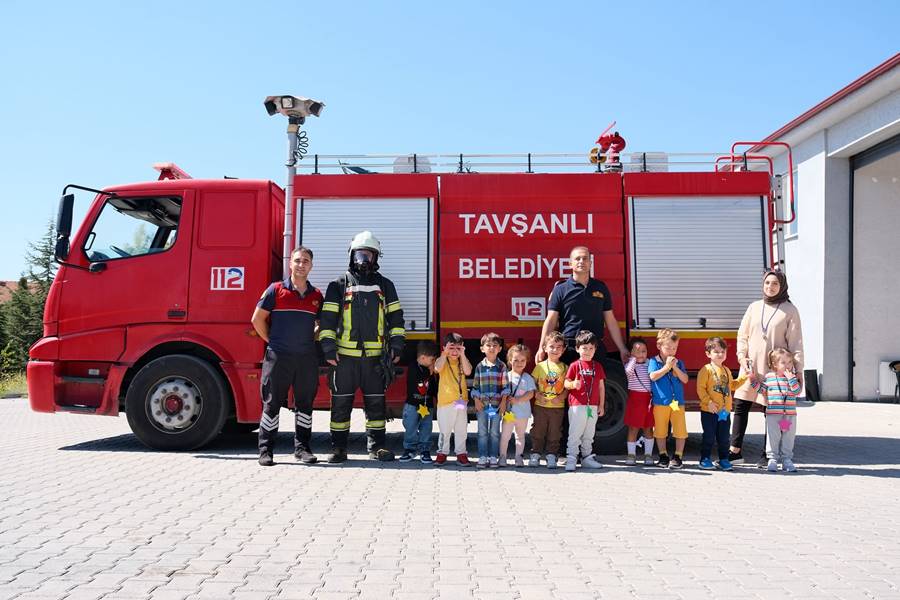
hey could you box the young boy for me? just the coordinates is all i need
[399,340,439,464]
[470,333,510,468]
[648,329,689,469]
[434,333,473,466]
[530,331,568,469]
[752,348,802,473]
[563,330,606,472]
[696,337,748,471]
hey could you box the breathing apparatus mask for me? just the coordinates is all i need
[350,248,378,274]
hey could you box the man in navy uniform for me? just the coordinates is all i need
[251,246,323,466]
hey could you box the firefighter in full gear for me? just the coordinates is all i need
[319,231,406,462]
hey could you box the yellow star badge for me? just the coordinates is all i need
[502,410,516,423]
[416,404,430,418]
[670,400,680,412]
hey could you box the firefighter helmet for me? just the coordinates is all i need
[349,231,382,256]
[348,231,381,274]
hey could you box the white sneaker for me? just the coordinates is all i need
[625,454,636,466]
[767,458,778,472]
[782,458,797,472]
[489,457,500,468]
[528,453,540,468]
[643,454,655,466]
[515,455,524,468]
[565,456,577,471]
[477,456,489,468]
[546,454,558,469]
[582,454,603,469]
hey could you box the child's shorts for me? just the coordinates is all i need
[653,404,688,439]
[624,390,653,429]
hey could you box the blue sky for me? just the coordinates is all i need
[1,1,897,280]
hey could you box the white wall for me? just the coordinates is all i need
[853,150,900,400]
[762,68,900,400]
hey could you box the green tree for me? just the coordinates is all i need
[1,220,56,374]
[1,277,40,373]
[25,219,57,295]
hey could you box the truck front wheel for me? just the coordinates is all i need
[125,355,228,451]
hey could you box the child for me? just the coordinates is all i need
[529,332,568,469]
[562,330,606,472]
[623,338,655,465]
[399,340,439,464]
[648,329,689,469]
[696,337,748,471]
[499,344,536,467]
[752,348,802,473]
[433,333,473,467]
[471,332,510,468]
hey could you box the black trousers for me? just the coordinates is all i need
[258,348,319,455]
[730,398,767,456]
[329,356,387,452]
[700,412,731,461]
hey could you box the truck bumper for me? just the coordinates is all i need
[26,360,125,416]
[27,361,59,413]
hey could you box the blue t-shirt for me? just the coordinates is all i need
[647,356,686,406]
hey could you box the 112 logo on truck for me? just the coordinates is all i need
[210,266,245,290]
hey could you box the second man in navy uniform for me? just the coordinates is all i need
[251,246,323,466]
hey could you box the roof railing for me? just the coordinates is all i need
[296,152,777,175]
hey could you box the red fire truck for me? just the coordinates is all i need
[27,97,791,450]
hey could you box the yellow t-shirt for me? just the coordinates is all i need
[531,360,567,408]
[436,357,469,407]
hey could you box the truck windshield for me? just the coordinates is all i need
[84,196,181,262]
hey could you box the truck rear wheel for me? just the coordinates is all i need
[594,376,628,453]
[125,355,228,451]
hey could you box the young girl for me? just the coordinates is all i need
[623,338,654,465]
[752,348,802,473]
[499,344,536,467]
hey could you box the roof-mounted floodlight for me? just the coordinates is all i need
[264,95,325,121]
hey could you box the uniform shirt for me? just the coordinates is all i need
[435,357,469,407]
[548,277,613,340]
[696,363,748,413]
[647,356,687,406]
[532,360,567,408]
[753,372,802,415]
[471,359,510,406]
[257,278,322,354]
[625,358,652,392]
[406,362,437,409]
[565,359,606,406]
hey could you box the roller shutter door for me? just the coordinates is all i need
[298,198,433,331]
[630,196,769,329]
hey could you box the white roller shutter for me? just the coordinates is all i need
[630,196,769,329]
[298,198,433,331]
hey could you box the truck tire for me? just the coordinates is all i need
[125,355,228,451]
[593,359,628,453]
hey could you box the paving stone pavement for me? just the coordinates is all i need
[1,397,899,600]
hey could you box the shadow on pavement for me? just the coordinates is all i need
[58,431,900,478]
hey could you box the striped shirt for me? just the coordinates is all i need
[625,358,652,392]
[471,359,510,406]
[754,372,802,415]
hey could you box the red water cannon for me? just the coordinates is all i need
[589,121,627,171]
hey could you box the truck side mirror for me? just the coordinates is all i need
[55,194,74,261]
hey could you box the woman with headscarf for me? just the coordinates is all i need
[729,269,804,467]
